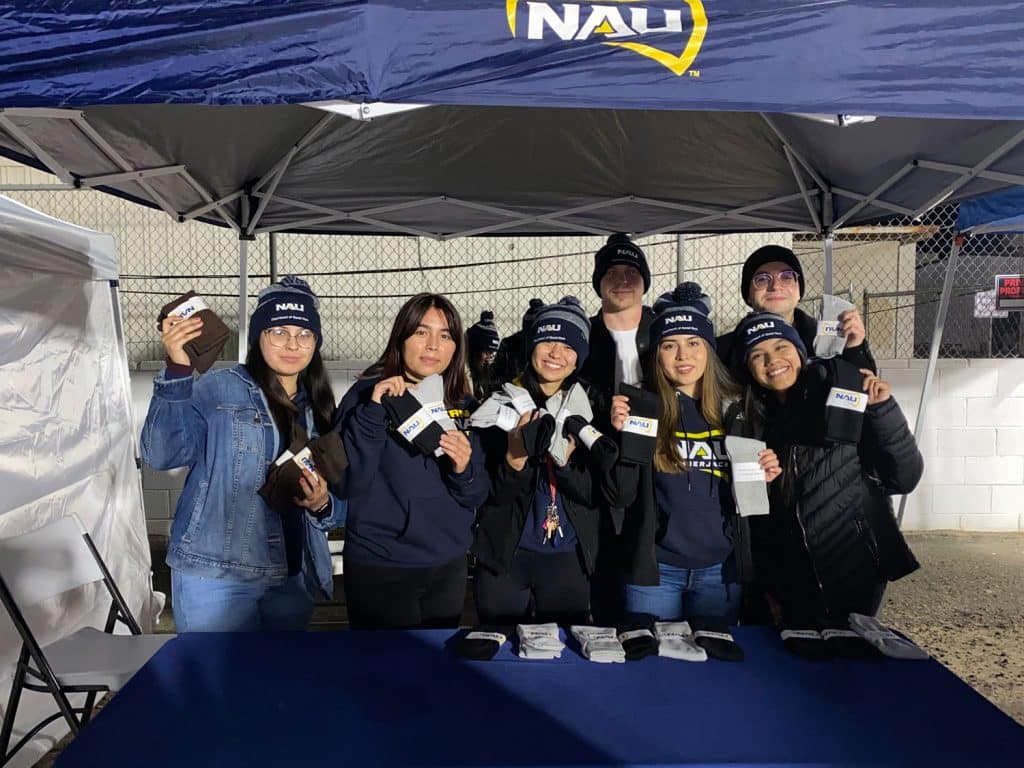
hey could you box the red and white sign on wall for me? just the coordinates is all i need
[995,275,1024,312]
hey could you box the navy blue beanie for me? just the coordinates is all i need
[592,234,651,296]
[467,310,501,355]
[248,275,322,349]
[528,296,591,364]
[649,282,716,350]
[737,311,807,363]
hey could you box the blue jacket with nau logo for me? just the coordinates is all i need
[141,364,345,596]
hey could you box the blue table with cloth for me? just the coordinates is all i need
[55,627,1024,767]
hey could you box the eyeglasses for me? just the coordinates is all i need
[751,270,799,289]
[264,327,317,349]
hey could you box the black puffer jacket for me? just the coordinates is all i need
[471,425,600,577]
[734,364,922,620]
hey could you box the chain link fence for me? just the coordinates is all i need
[2,160,1022,365]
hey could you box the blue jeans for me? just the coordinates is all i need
[172,570,315,632]
[623,561,740,624]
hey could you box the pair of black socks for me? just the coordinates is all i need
[617,384,660,465]
[780,619,881,660]
[157,291,230,373]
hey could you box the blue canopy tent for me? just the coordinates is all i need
[0,2,1023,394]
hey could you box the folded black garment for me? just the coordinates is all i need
[819,621,882,660]
[616,621,658,662]
[779,627,832,661]
[308,431,348,485]
[564,415,619,471]
[617,384,660,466]
[690,617,745,662]
[157,291,230,373]
[811,357,868,445]
[521,412,556,459]
[382,390,445,457]
[456,626,514,661]
[259,436,315,514]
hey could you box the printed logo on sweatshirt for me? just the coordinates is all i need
[674,428,728,479]
[275,302,305,312]
[506,0,707,77]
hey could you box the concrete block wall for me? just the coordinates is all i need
[134,358,1024,535]
[880,358,1024,532]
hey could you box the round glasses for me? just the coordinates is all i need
[264,327,316,349]
[751,270,798,289]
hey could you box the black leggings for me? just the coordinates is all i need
[475,549,590,626]
[343,556,467,630]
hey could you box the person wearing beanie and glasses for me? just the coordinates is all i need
[466,310,502,400]
[492,297,545,385]
[716,245,875,377]
[141,276,344,632]
[336,293,489,630]
[472,297,601,626]
[606,284,780,623]
[735,311,921,629]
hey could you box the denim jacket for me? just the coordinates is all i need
[141,364,346,596]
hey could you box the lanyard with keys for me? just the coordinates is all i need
[542,457,563,544]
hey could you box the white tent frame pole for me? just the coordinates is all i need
[676,234,686,283]
[0,183,76,191]
[179,172,240,232]
[759,113,829,192]
[914,160,1024,186]
[832,187,915,216]
[832,163,915,228]
[71,116,181,221]
[912,128,1024,218]
[237,239,249,364]
[896,234,962,527]
[244,114,335,235]
[822,233,834,295]
[79,165,185,187]
[181,190,243,223]
[784,145,822,232]
[0,113,75,184]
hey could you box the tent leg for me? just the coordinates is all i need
[269,233,279,284]
[896,235,962,526]
[675,234,686,283]
[237,240,249,364]
[822,233,834,296]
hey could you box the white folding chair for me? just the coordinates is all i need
[0,515,173,765]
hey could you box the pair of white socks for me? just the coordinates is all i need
[653,622,707,662]
[848,613,929,660]
[571,626,626,663]
[517,623,565,659]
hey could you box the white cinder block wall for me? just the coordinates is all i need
[134,358,1024,537]
[882,358,1024,533]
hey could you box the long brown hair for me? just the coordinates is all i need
[650,339,740,473]
[361,293,470,405]
[246,345,336,442]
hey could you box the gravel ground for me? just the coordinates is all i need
[879,531,1024,725]
[35,531,1024,765]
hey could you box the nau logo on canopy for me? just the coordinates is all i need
[506,0,708,76]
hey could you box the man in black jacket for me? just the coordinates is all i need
[579,234,655,432]
[578,233,654,624]
[716,245,876,376]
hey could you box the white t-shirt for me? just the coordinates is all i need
[609,327,642,388]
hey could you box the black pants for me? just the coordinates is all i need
[475,549,590,626]
[343,556,467,630]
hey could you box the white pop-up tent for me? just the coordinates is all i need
[0,194,159,763]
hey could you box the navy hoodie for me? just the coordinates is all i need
[654,393,733,569]
[337,377,489,567]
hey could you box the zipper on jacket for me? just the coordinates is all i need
[789,446,830,615]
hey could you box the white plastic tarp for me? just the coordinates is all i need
[0,195,156,678]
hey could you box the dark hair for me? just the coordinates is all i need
[362,293,470,406]
[518,356,579,408]
[246,345,336,441]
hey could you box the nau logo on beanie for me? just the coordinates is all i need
[536,323,562,333]
[664,313,694,324]
[276,302,304,312]
[746,320,776,335]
